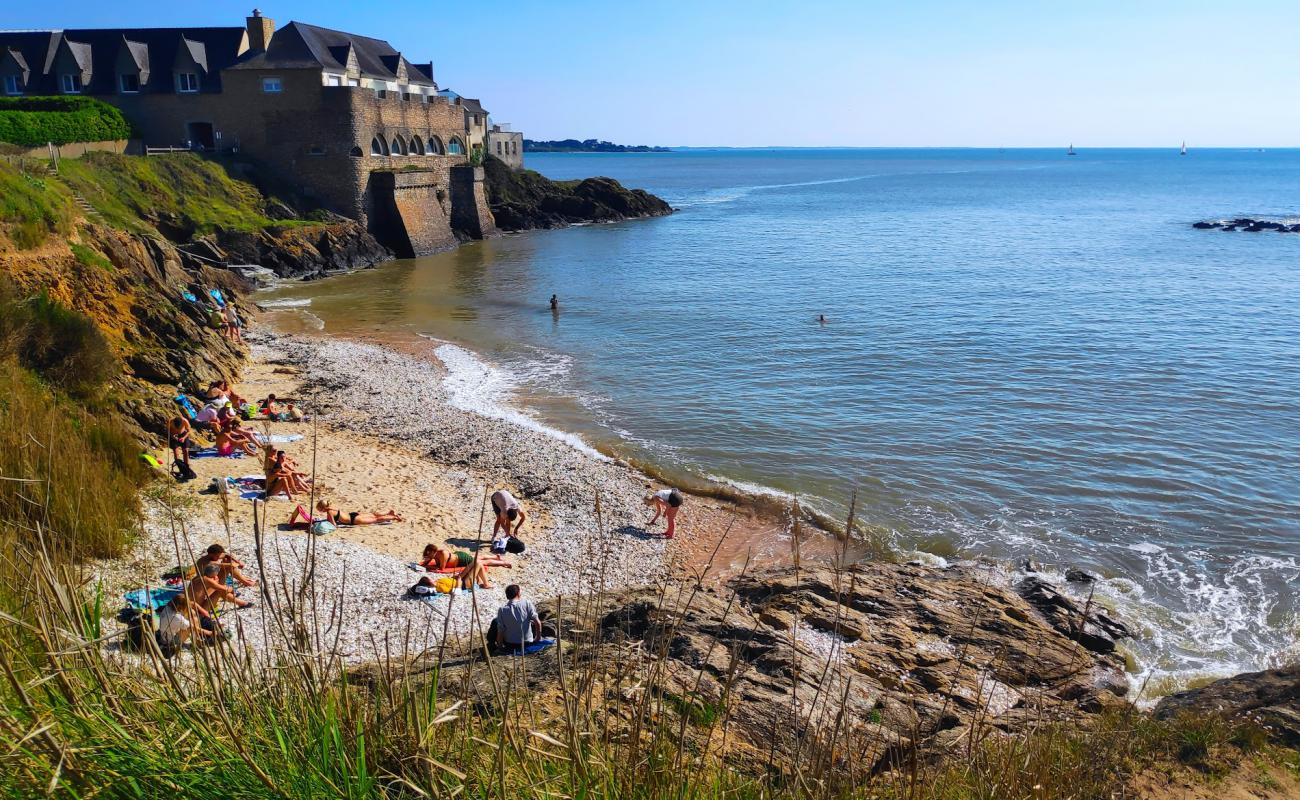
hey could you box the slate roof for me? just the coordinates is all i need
[0,27,245,94]
[461,97,488,116]
[228,21,434,86]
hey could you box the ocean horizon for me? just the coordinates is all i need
[264,146,1300,694]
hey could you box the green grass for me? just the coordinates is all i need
[0,159,75,248]
[57,152,315,238]
[69,241,114,271]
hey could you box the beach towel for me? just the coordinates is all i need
[288,505,314,530]
[499,639,556,656]
[192,447,242,459]
[208,288,227,308]
[139,453,165,471]
[181,290,200,304]
[124,587,182,611]
[252,432,304,445]
[173,394,199,420]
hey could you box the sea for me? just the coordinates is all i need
[262,147,1300,694]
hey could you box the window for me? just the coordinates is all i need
[447,137,464,155]
[3,75,20,95]
[428,136,444,155]
[61,74,82,94]
[411,136,424,155]
[496,142,502,155]
[349,146,363,157]
[307,145,326,156]
[262,77,282,93]
[119,73,140,93]
[326,75,342,87]
[391,137,405,156]
[176,73,199,93]
[347,78,359,87]
[370,136,388,156]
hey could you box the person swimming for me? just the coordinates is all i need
[818,314,827,324]
[550,294,559,311]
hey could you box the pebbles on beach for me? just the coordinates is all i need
[97,327,672,664]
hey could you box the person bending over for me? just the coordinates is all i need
[645,488,684,539]
[495,585,541,651]
[167,417,197,479]
[491,489,527,537]
[316,500,403,526]
[196,543,257,588]
[157,594,217,647]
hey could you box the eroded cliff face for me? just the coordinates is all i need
[206,220,391,281]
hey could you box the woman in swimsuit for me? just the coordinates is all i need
[419,544,512,572]
[315,500,403,526]
[265,449,311,499]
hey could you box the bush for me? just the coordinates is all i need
[0,282,117,399]
[0,96,133,146]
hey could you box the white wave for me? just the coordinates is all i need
[684,173,882,207]
[299,311,325,330]
[1126,541,1165,554]
[258,297,312,309]
[430,341,608,461]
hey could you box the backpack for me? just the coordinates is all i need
[120,607,155,652]
[310,520,336,536]
[505,536,526,554]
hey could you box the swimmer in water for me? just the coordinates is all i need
[818,314,827,324]
[550,294,559,311]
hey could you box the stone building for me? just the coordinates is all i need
[487,123,524,169]
[0,10,520,256]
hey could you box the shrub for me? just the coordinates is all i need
[0,283,117,399]
[0,96,133,146]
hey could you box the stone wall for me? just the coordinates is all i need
[12,139,139,159]
[369,168,457,257]
[449,165,497,240]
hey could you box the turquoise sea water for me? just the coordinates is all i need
[266,148,1300,688]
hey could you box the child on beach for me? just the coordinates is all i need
[645,488,684,538]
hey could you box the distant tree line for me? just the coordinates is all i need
[523,138,671,153]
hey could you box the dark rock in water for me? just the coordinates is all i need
[1021,558,1040,573]
[1065,568,1096,584]
[1154,664,1300,747]
[216,222,391,280]
[1196,217,1300,234]
[1015,577,1131,654]
[1192,221,1217,229]
[483,154,672,232]
[1222,226,1238,232]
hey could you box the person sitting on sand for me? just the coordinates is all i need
[491,489,527,538]
[187,564,253,612]
[208,379,246,408]
[264,448,311,497]
[216,419,259,457]
[193,402,222,433]
[167,417,196,478]
[157,593,217,647]
[496,585,541,651]
[315,500,403,527]
[645,488,684,539]
[196,543,257,588]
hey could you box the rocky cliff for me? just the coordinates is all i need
[483,155,673,231]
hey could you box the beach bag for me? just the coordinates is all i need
[120,607,156,652]
[310,520,336,536]
[505,536,526,554]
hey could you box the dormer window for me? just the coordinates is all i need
[261,76,282,93]
[176,73,199,93]
[3,76,19,95]
[61,74,82,94]
[119,74,140,93]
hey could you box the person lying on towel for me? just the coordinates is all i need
[316,500,403,526]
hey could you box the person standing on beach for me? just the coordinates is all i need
[644,488,684,538]
[491,489,527,537]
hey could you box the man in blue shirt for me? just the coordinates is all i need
[495,584,541,651]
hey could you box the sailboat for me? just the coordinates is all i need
[1180,141,1188,156]
[1067,143,1077,156]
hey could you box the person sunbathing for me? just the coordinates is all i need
[186,564,253,612]
[216,420,259,457]
[315,500,403,526]
[265,449,311,498]
[196,543,257,588]
[419,544,512,572]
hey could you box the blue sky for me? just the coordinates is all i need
[8,1,1299,146]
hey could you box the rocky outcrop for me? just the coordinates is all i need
[483,155,672,231]
[1016,576,1132,654]
[212,220,391,281]
[540,562,1132,772]
[1154,664,1300,747]
[1192,217,1300,233]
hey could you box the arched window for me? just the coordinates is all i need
[447,137,464,155]
[411,136,425,155]
[427,136,444,155]
[370,136,388,156]
[350,146,363,157]
[391,137,405,155]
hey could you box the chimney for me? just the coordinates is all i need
[246,9,275,53]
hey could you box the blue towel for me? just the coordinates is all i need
[502,639,556,656]
[209,288,227,308]
[124,587,181,611]
[181,291,199,304]
[191,448,242,459]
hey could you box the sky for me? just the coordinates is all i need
[6,0,1299,147]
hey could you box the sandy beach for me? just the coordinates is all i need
[95,322,815,663]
